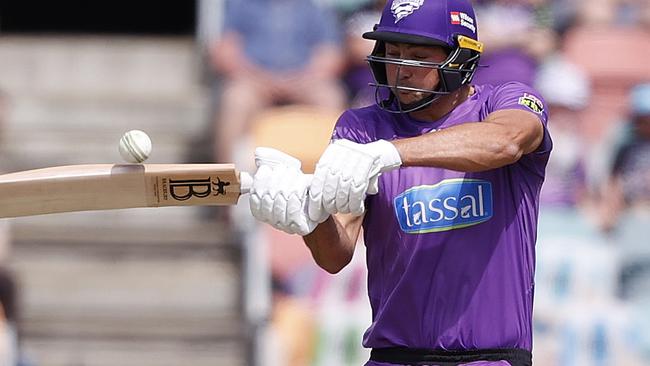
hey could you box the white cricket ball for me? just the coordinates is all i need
[119,129,152,163]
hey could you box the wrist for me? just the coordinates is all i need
[367,139,402,172]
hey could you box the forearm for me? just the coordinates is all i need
[302,215,358,274]
[393,110,543,172]
[394,122,521,171]
[599,176,625,230]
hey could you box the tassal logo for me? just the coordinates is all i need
[393,178,493,233]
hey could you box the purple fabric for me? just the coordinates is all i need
[332,82,551,353]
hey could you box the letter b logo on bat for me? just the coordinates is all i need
[169,178,213,201]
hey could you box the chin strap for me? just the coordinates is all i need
[376,86,444,114]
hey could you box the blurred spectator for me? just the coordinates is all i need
[341,0,383,108]
[597,83,650,310]
[208,0,347,163]
[546,0,582,34]
[0,92,30,366]
[0,91,14,365]
[472,0,557,87]
[561,1,650,145]
[0,267,18,366]
[579,0,650,27]
[599,83,650,232]
[535,55,591,209]
[316,0,373,15]
[266,277,316,366]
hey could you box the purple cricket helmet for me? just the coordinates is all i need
[363,0,484,113]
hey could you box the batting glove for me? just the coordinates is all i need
[250,147,327,236]
[308,139,401,220]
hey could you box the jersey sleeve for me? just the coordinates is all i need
[486,81,552,155]
[486,82,552,179]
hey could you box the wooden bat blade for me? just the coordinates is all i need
[0,164,251,218]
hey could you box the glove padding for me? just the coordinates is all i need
[250,147,327,236]
[308,139,401,220]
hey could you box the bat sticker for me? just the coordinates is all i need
[212,178,230,196]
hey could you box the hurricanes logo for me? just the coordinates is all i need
[391,0,425,23]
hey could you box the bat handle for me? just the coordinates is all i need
[238,171,315,196]
[240,146,298,195]
[239,147,307,196]
[239,147,313,194]
[239,171,253,194]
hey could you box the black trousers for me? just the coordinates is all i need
[370,347,532,366]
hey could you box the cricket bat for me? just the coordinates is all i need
[0,164,253,218]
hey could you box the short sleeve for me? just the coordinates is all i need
[487,81,552,156]
[223,0,248,33]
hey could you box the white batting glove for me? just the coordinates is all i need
[308,139,401,220]
[249,147,327,236]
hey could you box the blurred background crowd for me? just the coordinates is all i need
[0,0,649,365]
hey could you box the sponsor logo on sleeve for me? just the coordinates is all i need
[518,93,545,114]
[450,11,476,33]
[391,0,425,23]
[393,178,493,233]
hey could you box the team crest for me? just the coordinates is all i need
[518,93,545,114]
[391,0,425,23]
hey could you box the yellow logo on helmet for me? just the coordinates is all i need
[458,35,484,53]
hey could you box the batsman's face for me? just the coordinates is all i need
[384,43,448,105]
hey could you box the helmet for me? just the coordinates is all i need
[363,0,483,113]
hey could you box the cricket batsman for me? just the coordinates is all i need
[249,0,552,365]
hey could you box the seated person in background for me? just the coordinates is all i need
[342,0,385,108]
[599,83,650,305]
[208,0,347,163]
[579,0,650,27]
[0,267,20,366]
[600,83,650,232]
[472,0,557,87]
[535,56,591,209]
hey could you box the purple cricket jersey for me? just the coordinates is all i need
[332,82,551,364]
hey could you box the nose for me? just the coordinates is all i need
[396,64,414,81]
